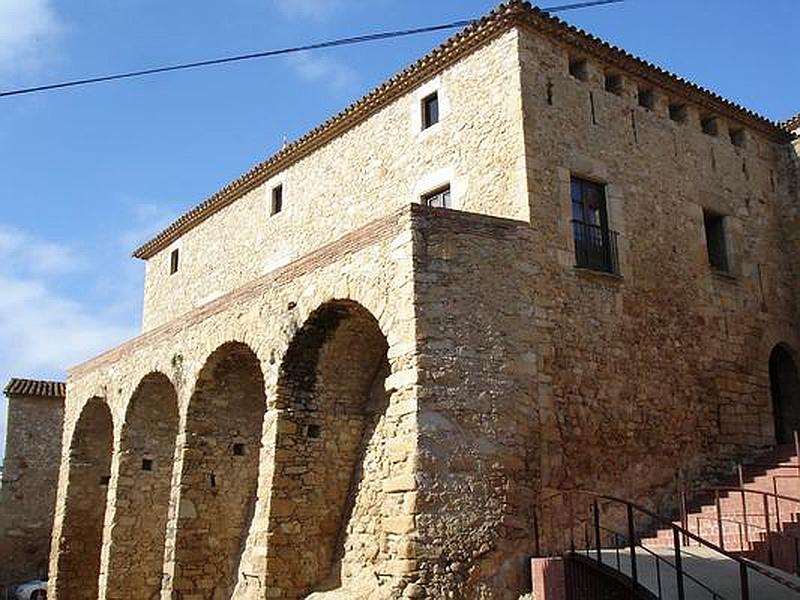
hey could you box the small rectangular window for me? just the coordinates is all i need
[571,176,619,274]
[422,92,439,129]
[232,443,245,456]
[703,210,729,272]
[169,248,179,275]
[271,184,283,215]
[638,88,655,110]
[729,127,746,147]
[421,185,451,209]
[604,73,623,95]
[669,103,687,123]
[141,459,153,471]
[569,58,588,81]
[701,117,719,136]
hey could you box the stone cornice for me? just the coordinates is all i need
[132,0,791,260]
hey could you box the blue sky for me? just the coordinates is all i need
[0,0,798,458]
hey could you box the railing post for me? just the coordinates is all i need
[739,562,750,600]
[593,499,602,563]
[715,490,725,550]
[680,484,689,546]
[673,528,685,600]
[739,465,749,545]
[533,504,540,557]
[773,477,782,532]
[627,503,638,585]
[568,493,575,554]
[764,494,774,567]
[794,430,800,479]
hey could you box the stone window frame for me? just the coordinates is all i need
[413,166,463,211]
[411,76,449,139]
[699,203,740,279]
[555,164,627,279]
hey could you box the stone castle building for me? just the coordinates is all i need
[0,379,65,592]
[40,2,800,598]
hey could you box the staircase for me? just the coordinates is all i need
[640,441,800,576]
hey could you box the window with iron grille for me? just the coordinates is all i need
[422,92,439,129]
[422,185,451,209]
[703,210,729,272]
[571,176,619,274]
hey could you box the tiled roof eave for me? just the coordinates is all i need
[4,378,66,398]
[132,1,792,261]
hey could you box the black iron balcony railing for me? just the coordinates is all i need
[572,219,620,275]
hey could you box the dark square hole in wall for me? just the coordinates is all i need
[141,458,153,471]
[604,73,623,95]
[232,443,245,456]
[569,57,588,81]
[669,103,688,123]
[729,127,746,147]
[638,88,655,110]
[701,117,719,136]
[306,424,321,439]
[99,475,111,486]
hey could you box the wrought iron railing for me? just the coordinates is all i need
[535,489,800,600]
[572,219,620,274]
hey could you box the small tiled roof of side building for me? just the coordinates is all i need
[785,113,800,133]
[132,0,795,261]
[4,378,66,398]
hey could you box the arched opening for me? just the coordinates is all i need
[770,344,800,444]
[171,342,266,598]
[271,300,390,596]
[54,397,113,600]
[105,372,179,599]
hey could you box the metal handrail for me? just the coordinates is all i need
[536,488,800,599]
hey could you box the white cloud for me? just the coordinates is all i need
[287,51,359,94]
[0,0,62,79]
[0,223,141,459]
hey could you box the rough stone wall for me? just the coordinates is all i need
[51,206,421,600]
[517,25,800,538]
[141,28,527,332]
[410,208,539,599]
[0,393,64,590]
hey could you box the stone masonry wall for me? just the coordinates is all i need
[517,25,800,535]
[141,28,527,332]
[0,392,64,591]
[51,206,421,599]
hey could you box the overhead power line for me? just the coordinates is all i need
[0,0,623,99]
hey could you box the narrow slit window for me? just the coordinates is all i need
[422,92,439,129]
[703,210,729,272]
[169,248,179,275]
[421,185,451,209]
[271,184,283,215]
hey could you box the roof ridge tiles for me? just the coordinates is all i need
[131,0,792,260]
[4,377,67,398]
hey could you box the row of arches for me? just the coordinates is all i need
[54,300,394,600]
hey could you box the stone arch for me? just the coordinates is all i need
[770,343,800,444]
[54,397,114,600]
[104,372,179,599]
[270,299,391,596]
[170,342,266,599]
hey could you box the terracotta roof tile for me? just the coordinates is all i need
[4,378,66,398]
[132,0,792,260]
[784,113,800,133]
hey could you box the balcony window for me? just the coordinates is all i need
[571,176,619,274]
